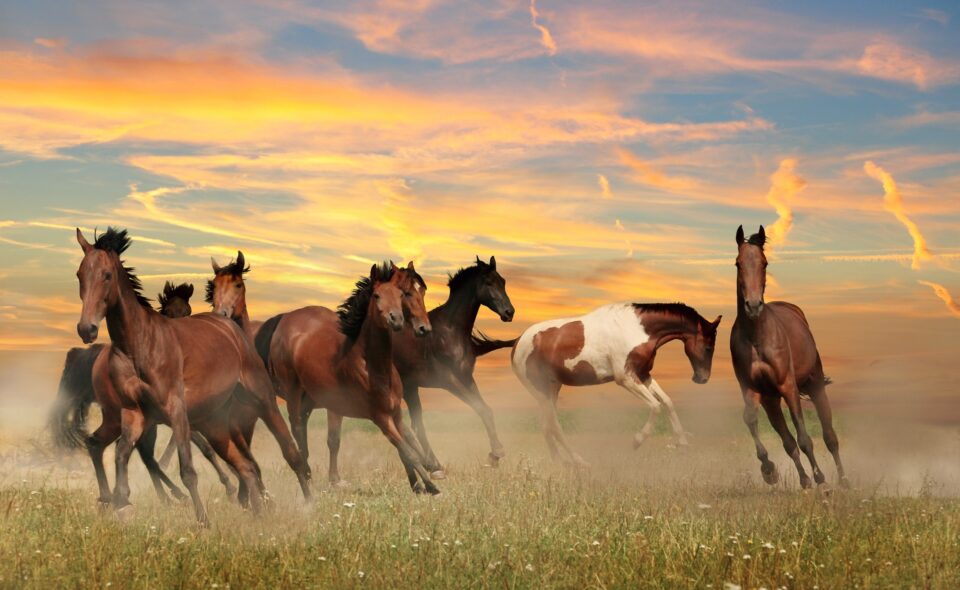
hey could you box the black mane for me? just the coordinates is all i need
[747,232,766,249]
[157,282,194,311]
[447,260,491,292]
[632,302,709,329]
[337,261,394,340]
[92,227,151,308]
[205,257,250,305]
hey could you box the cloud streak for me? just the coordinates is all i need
[918,281,960,318]
[764,158,806,249]
[530,0,558,56]
[863,161,933,269]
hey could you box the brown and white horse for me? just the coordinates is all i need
[511,303,721,465]
[731,225,847,489]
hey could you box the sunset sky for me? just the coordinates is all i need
[0,0,958,393]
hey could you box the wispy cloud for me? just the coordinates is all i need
[530,0,558,56]
[863,161,933,269]
[616,148,698,191]
[918,281,960,318]
[597,174,612,199]
[764,158,806,250]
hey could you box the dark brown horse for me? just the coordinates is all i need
[511,302,720,465]
[731,225,847,489]
[391,256,515,475]
[256,262,440,493]
[51,282,238,503]
[72,227,310,523]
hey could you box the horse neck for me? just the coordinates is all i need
[105,268,157,357]
[233,288,252,331]
[735,275,760,339]
[643,312,696,350]
[357,310,394,385]
[435,280,481,335]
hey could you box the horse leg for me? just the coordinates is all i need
[168,396,209,525]
[158,432,177,469]
[372,410,440,495]
[87,416,121,506]
[136,423,188,503]
[191,431,238,500]
[742,388,779,485]
[806,380,848,487]
[457,375,506,466]
[112,407,147,511]
[326,410,347,486]
[759,395,811,489]
[206,428,263,515]
[781,382,826,488]
[403,382,444,474]
[647,378,690,446]
[286,391,313,481]
[518,375,567,463]
[539,389,587,467]
[619,377,662,449]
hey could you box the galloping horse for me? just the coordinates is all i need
[51,282,236,503]
[390,256,516,475]
[256,262,441,493]
[72,228,310,523]
[511,302,721,465]
[731,226,847,489]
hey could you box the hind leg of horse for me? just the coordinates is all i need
[87,417,121,506]
[206,429,263,515]
[113,407,147,510]
[373,410,440,495]
[158,432,177,469]
[742,388,778,485]
[781,383,826,487]
[760,395,811,489]
[167,396,208,525]
[619,377,662,449]
[807,382,848,487]
[454,375,506,465]
[326,410,347,486]
[404,383,443,474]
[136,423,188,503]
[286,391,313,481]
[647,378,690,446]
[191,431,238,500]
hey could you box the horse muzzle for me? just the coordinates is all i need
[499,306,515,322]
[413,323,432,337]
[692,372,710,385]
[744,300,764,319]
[77,322,99,344]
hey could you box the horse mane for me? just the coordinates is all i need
[92,227,151,308]
[632,302,711,330]
[747,232,766,249]
[447,260,490,291]
[157,282,194,311]
[205,257,250,305]
[337,261,395,340]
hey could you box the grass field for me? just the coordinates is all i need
[2,403,960,589]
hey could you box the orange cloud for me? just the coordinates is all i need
[863,161,933,269]
[764,158,806,249]
[598,174,612,199]
[617,148,698,191]
[918,281,960,318]
[856,42,957,91]
[530,0,558,56]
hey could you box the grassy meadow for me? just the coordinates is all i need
[2,402,960,589]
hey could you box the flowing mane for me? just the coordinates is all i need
[337,261,394,340]
[447,260,490,291]
[205,257,250,305]
[92,227,151,308]
[632,302,711,330]
[157,282,194,311]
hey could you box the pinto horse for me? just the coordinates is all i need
[256,262,441,493]
[511,303,721,465]
[73,228,310,523]
[51,282,236,503]
[391,256,515,475]
[731,226,847,489]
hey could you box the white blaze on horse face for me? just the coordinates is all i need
[564,303,649,382]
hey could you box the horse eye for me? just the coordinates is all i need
[404,291,412,297]
[373,293,381,300]
[235,283,242,289]
[104,272,112,281]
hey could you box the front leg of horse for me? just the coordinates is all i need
[191,431,238,500]
[375,412,440,495]
[404,383,444,475]
[462,377,506,466]
[742,389,779,485]
[619,377,662,449]
[808,382,849,488]
[88,421,120,507]
[136,423,187,503]
[759,395,811,489]
[286,393,313,481]
[113,408,147,515]
[168,397,209,526]
[782,384,826,489]
[648,378,690,446]
[326,410,348,487]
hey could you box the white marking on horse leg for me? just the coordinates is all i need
[648,378,689,445]
[619,377,661,448]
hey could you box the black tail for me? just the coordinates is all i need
[471,331,518,357]
[255,314,284,373]
[49,345,103,450]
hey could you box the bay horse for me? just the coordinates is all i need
[731,225,847,489]
[255,262,441,493]
[73,227,310,523]
[51,281,236,503]
[511,302,721,465]
[391,255,516,476]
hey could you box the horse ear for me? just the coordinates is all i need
[236,250,245,271]
[757,225,766,246]
[76,228,93,254]
[186,284,195,298]
[407,261,415,271]
[712,315,722,328]
[370,264,379,281]
[735,225,745,246]
[476,255,482,265]
[211,257,222,273]
[489,255,496,270]
[389,260,399,272]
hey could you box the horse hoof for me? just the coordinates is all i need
[632,434,646,450]
[331,480,351,489]
[430,470,447,480]
[799,477,813,490]
[115,504,135,522]
[761,464,779,486]
[817,482,832,496]
[412,482,426,494]
[839,476,851,489]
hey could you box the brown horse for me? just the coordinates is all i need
[51,282,238,504]
[731,225,847,489]
[511,302,720,465]
[73,227,310,523]
[390,256,515,476]
[256,262,440,493]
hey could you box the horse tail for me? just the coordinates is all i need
[471,331,518,357]
[49,345,102,450]
[255,313,284,373]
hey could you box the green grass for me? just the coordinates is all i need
[1,408,957,589]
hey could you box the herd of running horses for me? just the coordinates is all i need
[50,224,847,525]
